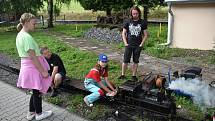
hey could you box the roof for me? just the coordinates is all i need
[165,0,215,3]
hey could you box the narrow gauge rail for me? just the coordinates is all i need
[0,63,19,75]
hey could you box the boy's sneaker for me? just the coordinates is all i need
[132,76,138,81]
[26,112,35,120]
[84,96,93,107]
[35,110,52,121]
[118,75,126,80]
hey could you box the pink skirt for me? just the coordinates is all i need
[17,56,52,93]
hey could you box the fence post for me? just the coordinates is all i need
[40,15,44,28]
[64,14,65,24]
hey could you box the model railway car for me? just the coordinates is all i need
[111,66,204,118]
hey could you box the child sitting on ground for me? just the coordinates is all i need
[83,54,117,107]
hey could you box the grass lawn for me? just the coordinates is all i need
[0,29,125,84]
[49,23,95,37]
[0,24,214,120]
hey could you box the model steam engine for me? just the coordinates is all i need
[113,72,176,119]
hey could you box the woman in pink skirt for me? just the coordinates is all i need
[16,13,52,121]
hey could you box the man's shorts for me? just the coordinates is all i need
[58,72,66,87]
[123,46,142,63]
[58,72,66,81]
[48,72,66,80]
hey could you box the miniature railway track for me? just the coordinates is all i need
[0,63,86,90]
[0,63,197,121]
[0,63,19,75]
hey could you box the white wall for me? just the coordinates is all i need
[171,3,215,50]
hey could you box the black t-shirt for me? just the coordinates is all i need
[46,53,66,75]
[123,19,147,47]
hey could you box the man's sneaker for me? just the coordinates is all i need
[26,112,35,120]
[83,96,93,107]
[51,89,58,97]
[35,110,52,121]
[118,75,126,80]
[132,76,138,81]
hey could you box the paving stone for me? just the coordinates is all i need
[0,81,87,121]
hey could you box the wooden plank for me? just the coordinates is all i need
[67,78,86,91]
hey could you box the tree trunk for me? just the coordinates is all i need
[143,5,148,21]
[48,0,53,28]
[106,8,111,16]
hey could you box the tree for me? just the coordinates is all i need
[46,0,71,28]
[134,0,165,21]
[0,0,43,21]
[47,0,54,28]
[78,0,134,16]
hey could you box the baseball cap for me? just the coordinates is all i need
[98,54,108,62]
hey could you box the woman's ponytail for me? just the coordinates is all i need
[17,23,23,31]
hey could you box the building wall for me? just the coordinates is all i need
[171,3,215,50]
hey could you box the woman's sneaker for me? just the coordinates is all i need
[35,110,52,121]
[26,112,35,120]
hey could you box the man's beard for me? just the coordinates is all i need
[133,16,139,21]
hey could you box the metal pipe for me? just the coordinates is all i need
[159,3,174,46]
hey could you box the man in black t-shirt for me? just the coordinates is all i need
[118,6,148,81]
[41,47,66,97]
